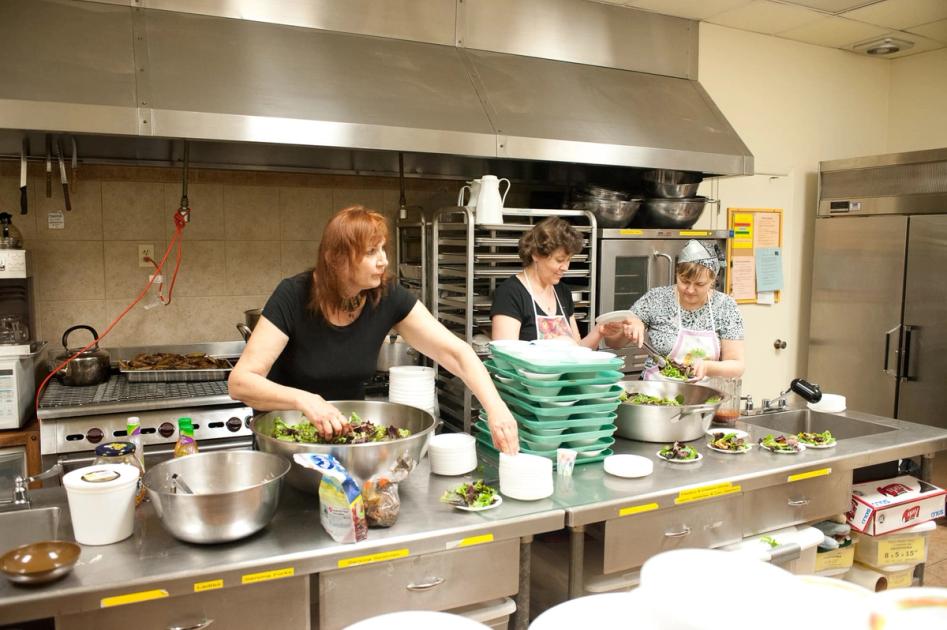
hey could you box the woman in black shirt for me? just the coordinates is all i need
[229,206,519,454]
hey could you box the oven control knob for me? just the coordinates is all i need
[226,417,243,432]
[158,422,175,438]
[86,427,104,444]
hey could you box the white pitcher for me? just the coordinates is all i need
[474,175,510,225]
[457,179,481,208]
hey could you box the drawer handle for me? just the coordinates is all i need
[788,498,810,507]
[168,619,214,630]
[664,526,692,538]
[406,576,445,591]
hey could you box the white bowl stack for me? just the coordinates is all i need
[499,452,553,501]
[429,433,477,476]
[388,366,438,417]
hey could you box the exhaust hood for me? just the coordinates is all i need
[0,0,753,176]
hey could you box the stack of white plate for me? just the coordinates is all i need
[389,366,438,416]
[499,452,553,501]
[429,433,477,476]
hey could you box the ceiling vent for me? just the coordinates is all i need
[852,36,915,56]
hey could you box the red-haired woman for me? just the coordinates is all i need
[229,206,519,454]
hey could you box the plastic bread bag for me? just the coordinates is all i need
[293,453,368,543]
[362,478,400,528]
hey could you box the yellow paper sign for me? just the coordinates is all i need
[337,548,410,568]
[877,537,925,565]
[732,213,754,249]
[814,546,854,572]
[675,482,741,504]
[788,468,832,483]
[193,579,223,592]
[101,589,169,608]
[241,567,294,585]
[619,502,660,517]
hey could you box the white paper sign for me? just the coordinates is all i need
[47,211,65,230]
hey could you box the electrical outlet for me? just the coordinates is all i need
[138,244,155,268]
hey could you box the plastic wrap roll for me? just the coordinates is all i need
[845,563,889,592]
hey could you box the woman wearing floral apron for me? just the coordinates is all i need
[610,240,745,381]
[491,217,612,346]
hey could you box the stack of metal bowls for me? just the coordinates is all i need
[639,170,706,229]
[570,184,643,228]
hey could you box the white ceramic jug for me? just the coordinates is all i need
[457,179,481,208]
[474,175,510,225]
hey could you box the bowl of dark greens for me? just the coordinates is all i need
[616,380,724,442]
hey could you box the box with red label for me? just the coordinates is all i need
[846,475,946,535]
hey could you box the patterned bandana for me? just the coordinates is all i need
[678,240,719,275]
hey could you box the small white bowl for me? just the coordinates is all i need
[577,447,607,457]
[494,374,516,385]
[526,384,564,397]
[564,436,601,447]
[528,426,567,436]
[577,383,611,394]
[518,369,562,381]
[539,399,578,409]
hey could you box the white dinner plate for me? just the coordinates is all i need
[594,310,636,325]
[759,441,807,454]
[453,495,502,512]
[656,450,703,464]
[707,443,752,455]
[705,428,749,441]
[799,440,837,449]
[603,454,653,478]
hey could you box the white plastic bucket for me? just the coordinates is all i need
[63,463,140,545]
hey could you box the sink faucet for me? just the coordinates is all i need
[1,463,63,511]
[759,378,823,414]
[740,395,754,415]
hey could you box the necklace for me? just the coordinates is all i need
[341,294,363,315]
[524,269,556,315]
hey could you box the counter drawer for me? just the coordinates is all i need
[319,538,519,629]
[602,494,742,574]
[742,470,852,536]
[59,575,308,630]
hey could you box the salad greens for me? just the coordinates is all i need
[708,431,750,452]
[625,393,684,407]
[441,480,498,508]
[270,412,411,445]
[760,536,779,549]
[759,434,802,453]
[797,430,836,446]
[658,441,699,461]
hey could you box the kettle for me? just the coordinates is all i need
[0,213,23,249]
[51,325,111,386]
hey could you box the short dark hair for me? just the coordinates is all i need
[518,217,584,266]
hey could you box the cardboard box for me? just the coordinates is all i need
[846,475,946,535]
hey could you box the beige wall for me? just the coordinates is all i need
[0,164,460,349]
[888,48,947,153]
[697,23,890,401]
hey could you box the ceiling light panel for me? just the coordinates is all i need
[774,0,885,13]
[843,0,947,30]
[709,0,823,34]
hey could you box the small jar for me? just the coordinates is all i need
[94,441,145,505]
[709,377,742,427]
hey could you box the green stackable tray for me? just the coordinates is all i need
[493,379,624,404]
[480,410,618,432]
[499,391,621,420]
[485,359,623,390]
[473,427,614,466]
[489,346,625,374]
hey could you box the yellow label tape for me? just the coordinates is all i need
[619,502,660,517]
[455,534,494,549]
[241,567,295,585]
[679,230,710,236]
[814,546,854,573]
[101,589,169,608]
[675,482,741,504]
[337,548,410,569]
[193,579,223,592]
[788,468,832,483]
[877,537,925,565]
[618,229,644,235]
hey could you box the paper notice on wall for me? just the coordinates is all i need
[754,213,780,248]
[755,247,784,292]
[730,257,756,300]
[756,291,776,305]
[732,213,753,249]
[48,211,65,230]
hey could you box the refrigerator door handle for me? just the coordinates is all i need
[883,325,901,377]
[900,325,915,381]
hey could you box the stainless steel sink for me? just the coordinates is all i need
[0,506,63,551]
[742,409,897,440]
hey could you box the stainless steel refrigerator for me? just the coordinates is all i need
[808,148,947,428]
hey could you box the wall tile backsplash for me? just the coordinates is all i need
[0,164,462,348]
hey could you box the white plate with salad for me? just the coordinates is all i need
[594,310,637,325]
[796,431,837,449]
[758,434,807,454]
[705,429,752,454]
[440,480,502,511]
[656,442,703,464]
[454,495,503,512]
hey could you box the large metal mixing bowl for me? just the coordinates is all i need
[142,451,289,544]
[616,380,723,442]
[251,400,436,495]
[642,169,703,198]
[638,197,707,229]
[572,198,642,229]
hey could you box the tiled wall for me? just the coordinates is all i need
[0,163,466,349]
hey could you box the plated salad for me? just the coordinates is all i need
[797,430,837,447]
[440,480,500,509]
[657,441,700,462]
[707,431,751,453]
[759,434,804,453]
[659,361,696,381]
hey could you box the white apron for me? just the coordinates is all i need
[643,294,720,381]
[521,273,574,341]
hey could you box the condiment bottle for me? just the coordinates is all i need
[94,441,145,505]
[126,416,145,470]
[173,417,199,458]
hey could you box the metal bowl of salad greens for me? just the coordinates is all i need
[616,379,724,443]
[251,400,436,495]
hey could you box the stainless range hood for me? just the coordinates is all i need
[0,0,753,176]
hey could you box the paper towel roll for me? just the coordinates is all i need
[845,563,889,592]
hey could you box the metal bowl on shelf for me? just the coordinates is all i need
[142,450,289,544]
[571,198,642,228]
[638,197,707,229]
[642,169,703,198]
[616,379,724,442]
[251,400,436,495]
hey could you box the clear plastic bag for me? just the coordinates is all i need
[362,478,400,528]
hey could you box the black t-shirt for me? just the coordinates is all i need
[262,273,417,400]
[490,275,575,341]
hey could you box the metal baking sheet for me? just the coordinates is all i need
[120,358,234,383]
